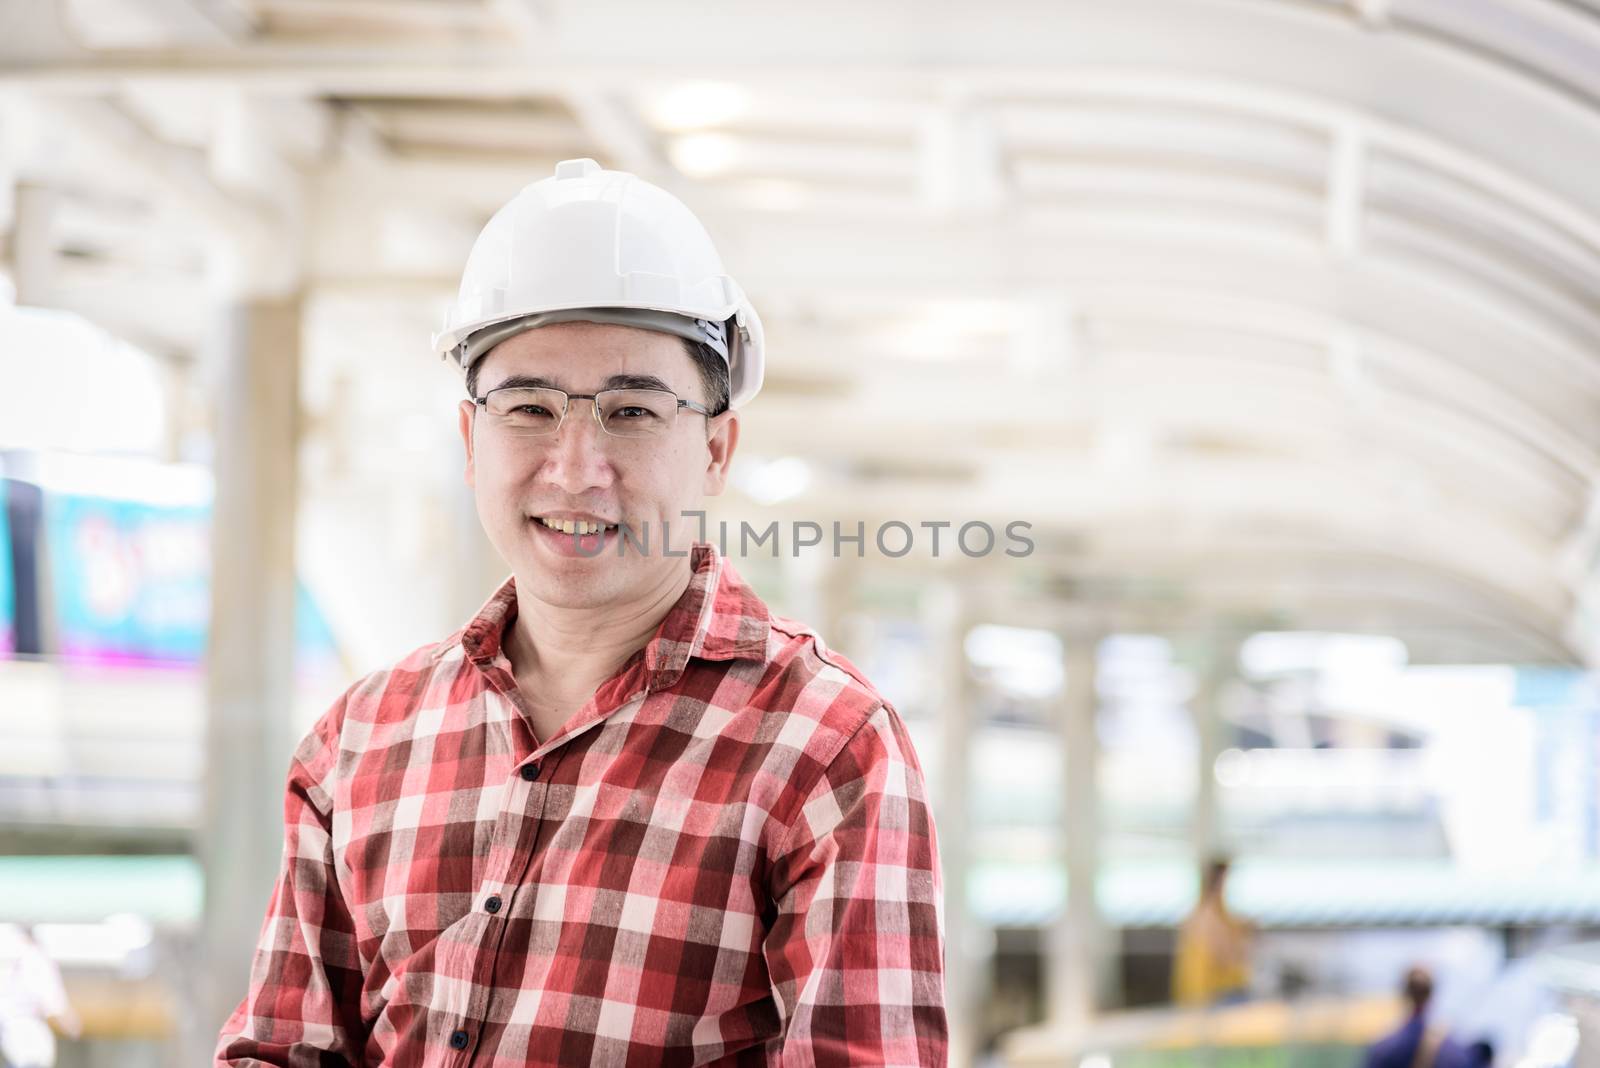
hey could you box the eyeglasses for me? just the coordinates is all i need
[474,385,717,439]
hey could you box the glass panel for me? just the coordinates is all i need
[485,387,565,433]
[597,389,677,437]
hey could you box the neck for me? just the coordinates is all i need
[506,558,696,696]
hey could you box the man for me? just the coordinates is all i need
[214,158,948,1066]
[1171,856,1254,1007]
[1364,967,1472,1068]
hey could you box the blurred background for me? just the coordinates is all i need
[3,1,1600,1066]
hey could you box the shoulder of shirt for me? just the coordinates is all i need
[764,611,885,706]
[764,611,871,685]
[756,609,911,770]
[757,612,939,863]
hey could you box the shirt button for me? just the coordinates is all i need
[449,1029,469,1050]
[485,895,502,914]
[520,762,541,782]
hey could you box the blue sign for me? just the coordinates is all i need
[42,490,340,670]
[45,493,210,664]
[0,480,12,657]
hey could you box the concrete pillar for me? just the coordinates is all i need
[924,582,984,1068]
[198,293,303,1048]
[1047,635,1107,1029]
[1191,638,1237,868]
[9,183,57,307]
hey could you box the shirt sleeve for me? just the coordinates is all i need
[215,707,366,1066]
[762,701,949,1066]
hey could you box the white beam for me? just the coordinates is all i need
[261,0,490,31]
[12,24,1597,253]
[1078,285,1599,479]
[918,98,1006,215]
[562,88,673,183]
[8,183,58,307]
[210,90,300,209]
[488,0,551,37]
[39,259,204,358]
[33,97,271,248]
[491,0,668,185]
[1325,121,1365,253]
[1015,159,1320,217]
[62,0,252,48]
[1351,0,1392,29]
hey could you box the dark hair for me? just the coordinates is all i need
[465,336,729,416]
[1203,856,1231,894]
[1403,966,1433,1011]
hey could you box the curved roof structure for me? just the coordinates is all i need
[3,0,1598,663]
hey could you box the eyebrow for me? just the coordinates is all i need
[487,373,677,394]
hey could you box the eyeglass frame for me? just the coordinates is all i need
[471,383,720,439]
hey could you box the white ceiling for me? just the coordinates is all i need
[4,0,1599,666]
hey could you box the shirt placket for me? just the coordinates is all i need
[438,654,651,1064]
[434,661,558,1064]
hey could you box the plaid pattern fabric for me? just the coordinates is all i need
[216,542,948,1066]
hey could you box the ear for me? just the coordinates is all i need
[701,410,740,495]
[458,399,478,487]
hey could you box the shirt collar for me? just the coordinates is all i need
[461,541,771,689]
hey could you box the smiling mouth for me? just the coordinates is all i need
[533,516,619,536]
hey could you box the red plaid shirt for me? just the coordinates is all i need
[216,542,947,1066]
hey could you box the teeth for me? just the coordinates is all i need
[538,517,614,536]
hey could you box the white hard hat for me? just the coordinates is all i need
[433,158,765,409]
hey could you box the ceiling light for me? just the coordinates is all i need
[647,83,749,132]
[669,133,741,178]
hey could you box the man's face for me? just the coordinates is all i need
[458,321,739,610]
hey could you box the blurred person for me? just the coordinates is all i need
[1172,856,1256,1007]
[0,923,81,1068]
[1365,966,1474,1068]
[215,159,948,1065]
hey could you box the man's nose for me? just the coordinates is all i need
[537,405,615,492]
